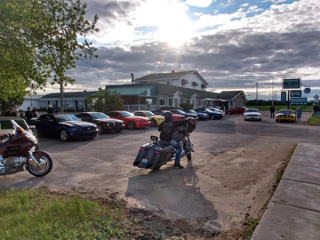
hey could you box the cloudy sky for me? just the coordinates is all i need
[49,0,320,101]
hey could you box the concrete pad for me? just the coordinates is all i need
[283,164,320,185]
[272,180,320,212]
[251,202,320,240]
[294,143,320,158]
[290,153,320,168]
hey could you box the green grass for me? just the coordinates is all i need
[0,187,128,240]
[307,116,320,125]
[246,105,313,112]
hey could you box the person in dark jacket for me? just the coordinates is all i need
[47,105,54,114]
[269,105,275,118]
[158,111,189,169]
[4,108,17,117]
[25,107,33,124]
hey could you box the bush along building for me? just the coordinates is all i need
[39,70,247,112]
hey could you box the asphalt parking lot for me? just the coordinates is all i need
[1,111,319,233]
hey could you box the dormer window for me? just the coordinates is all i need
[201,83,207,90]
[192,82,199,89]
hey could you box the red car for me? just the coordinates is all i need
[152,110,186,120]
[225,107,247,115]
[107,111,150,130]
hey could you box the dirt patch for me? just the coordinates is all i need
[46,136,294,239]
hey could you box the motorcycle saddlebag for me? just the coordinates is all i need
[133,143,156,168]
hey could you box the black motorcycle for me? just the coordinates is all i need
[133,119,196,170]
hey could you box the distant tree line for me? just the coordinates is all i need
[246,100,313,106]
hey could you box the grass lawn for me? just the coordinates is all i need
[306,116,320,125]
[246,105,314,112]
[0,187,129,240]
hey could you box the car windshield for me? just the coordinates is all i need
[90,113,109,119]
[188,110,197,114]
[145,111,155,116]
[177,110,186,114]
[246,109,259,113]
[55,115,80,122]
[0,119,29,130]
[121,111,133,117]
[205,108,214,113]
[279,110,294,114]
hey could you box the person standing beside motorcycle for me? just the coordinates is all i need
[158,111,190,169]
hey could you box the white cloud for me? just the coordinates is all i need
[185,0,213,8]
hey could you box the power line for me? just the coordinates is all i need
[78,58,129,77]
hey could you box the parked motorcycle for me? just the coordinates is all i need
[133,119,196,170]
[0,120,53,177]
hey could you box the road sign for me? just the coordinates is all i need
[290,90,302,97]
[281,92,287,101]
[290,97,307,105]
[283,78,300,89]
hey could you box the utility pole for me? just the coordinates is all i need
[256,83,258,107]
[272,77,274,106]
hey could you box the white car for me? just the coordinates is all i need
[0,117,36,135]
[243,108,262,121]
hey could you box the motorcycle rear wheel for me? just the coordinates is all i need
[27,153,53,177]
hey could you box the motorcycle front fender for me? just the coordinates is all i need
[32,150,52,161]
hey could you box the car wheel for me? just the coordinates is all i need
[128,121,136,130]
[60,129,69,142]
[150,119,157,127]
[97,124,103,134]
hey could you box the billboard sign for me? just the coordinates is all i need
[283,78,300,89]
[290,90,302,97]
[281,92,287,102]
[290,97,307,105]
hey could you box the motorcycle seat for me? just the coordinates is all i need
[158,140,171,147]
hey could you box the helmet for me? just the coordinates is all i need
[164,111,173,121]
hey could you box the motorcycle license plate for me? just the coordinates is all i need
[142,159,148,163]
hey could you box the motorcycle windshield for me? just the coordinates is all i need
[10,120,24,133]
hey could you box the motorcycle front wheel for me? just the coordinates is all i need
[27,152,53,177]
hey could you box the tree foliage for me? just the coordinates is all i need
[0,0,99,110]
[86,88,124,113]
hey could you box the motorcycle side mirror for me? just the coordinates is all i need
[150,135,158,142]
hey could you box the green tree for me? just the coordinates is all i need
[86,88,124,113]
[0,0,99,111]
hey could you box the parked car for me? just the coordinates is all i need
[107,111,150,130]
[186,109,209,120]
[196,108,223,120]
[0,117,35,135]
[243,108,262,121]
[133,111,164,127]
[208,107,225,116]
[152,110,185,120]
[225,107,247,115]
[34,114,98,142]
[275,109,296,123]
[169,109,198,119]
[76,112,124,133]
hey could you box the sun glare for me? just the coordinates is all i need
[156,16,194,47]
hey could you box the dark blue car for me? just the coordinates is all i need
[34,114,98,142]
[196,108,223,120]
[186,110,209,120]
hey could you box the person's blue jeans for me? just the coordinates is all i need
[170,139,182,165]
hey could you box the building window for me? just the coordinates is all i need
[192,82,199,89]
[167,81,170,85]
[181,79,188,87]
[159,99,165,105]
